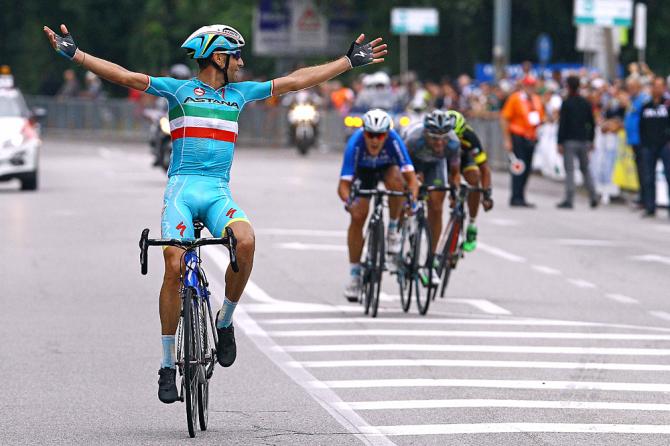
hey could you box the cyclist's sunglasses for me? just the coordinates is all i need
[365,131,387,140]
[426,132,450,140]
[214,50,242,60]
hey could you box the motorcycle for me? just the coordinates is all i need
[287,101,320,156]
[143,107,172,171]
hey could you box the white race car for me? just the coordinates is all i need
[0,81,42,191]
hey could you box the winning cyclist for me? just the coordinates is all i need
[403,110,462,257]
[338,109,418,302]
[44,23,387,403]
[445,110,494,252]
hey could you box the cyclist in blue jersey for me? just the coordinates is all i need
[44,23,388,403]
[337,109,418,301]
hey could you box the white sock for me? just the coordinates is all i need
[216,297,237,328]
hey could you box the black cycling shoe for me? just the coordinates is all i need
[216,319,237,367]
[158,367,179,404]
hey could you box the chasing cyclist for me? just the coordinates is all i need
[338,109,418,302]
[403,110,462,256]
[44,23,387,403]
[445,110,494,252]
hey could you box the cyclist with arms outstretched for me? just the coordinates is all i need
[44,23,387,403]
[338,109,418,302]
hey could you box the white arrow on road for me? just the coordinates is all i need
[630,254,670,266]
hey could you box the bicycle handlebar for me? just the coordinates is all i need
[139,226,239,275]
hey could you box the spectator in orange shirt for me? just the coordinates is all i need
[330,80,354,115]
[500,75,545,207]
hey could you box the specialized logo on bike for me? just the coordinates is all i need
[184,96,240,109]
[193,87,205,96]
[226,208,237,218]
[176,221,187,237]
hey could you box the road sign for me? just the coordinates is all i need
[634,3,647,50]
[391,8,439,35]
[573,0,633,27]
[536,34,552,64]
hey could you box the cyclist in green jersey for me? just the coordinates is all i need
[44,23,387,403]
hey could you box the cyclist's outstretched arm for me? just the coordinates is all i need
[43,24,149,91]
[272,33,387,96]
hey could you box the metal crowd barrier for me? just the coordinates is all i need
[25,96,507,168]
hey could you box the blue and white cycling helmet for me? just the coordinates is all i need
[181,25,245,59]
[363,109,392,133]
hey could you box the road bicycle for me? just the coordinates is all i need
[395,184,449,315]
[429,184,487,301]
[349,181,407,318]
[139,221,239,438]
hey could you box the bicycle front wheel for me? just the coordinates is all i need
[197,299,210,431]
[369,219,385,318]
[182,287,198,438]
[396,220,412,313]
[412,217,434,315]
[439,217,462,298]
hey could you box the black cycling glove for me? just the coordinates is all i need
[55,32,78,60]
[345,40,374,68]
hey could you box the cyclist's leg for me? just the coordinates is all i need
[422,160,446,253]
[461,151,481,220]
[205,186,252,306]
[160,176,196,338]
[349,167,377,264]
[382,165,404,220]
[158,175,195,402]
[205,185,251,367]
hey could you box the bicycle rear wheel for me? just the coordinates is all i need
[182,287,198,438]
[369,220,385,318]
[411,217,434,315]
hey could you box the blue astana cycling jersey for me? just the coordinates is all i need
[144,76,272,180]
[340,128,414,181]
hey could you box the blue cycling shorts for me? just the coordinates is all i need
[161,175,249,239]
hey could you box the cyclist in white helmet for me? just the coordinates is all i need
[44,22,388,403]
[338,109,418,302]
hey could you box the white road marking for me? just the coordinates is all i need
[97,147,113,159]
[276,242,347,252]
[650,311,670,322]
[358,423,670,436]
[296,358,670,372]
[489,218,520,227]
[316,378,670,392]
[206,249,281,304]
[567,278,597,289]
[605,293,639,305]
[448,298,511,315]
[257,228,346,237]
[205,275,396,446]
[531,265,562,275]
[244,303,367,314]
[261,317,611,327]
[268,329,670,341]
[340,399,670,411]
[377,295,510,315]
[261,317,670,332]
[557,239,620,247]
[280,343,670,356]
[631,254,670,266]
[478,242,527,263]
